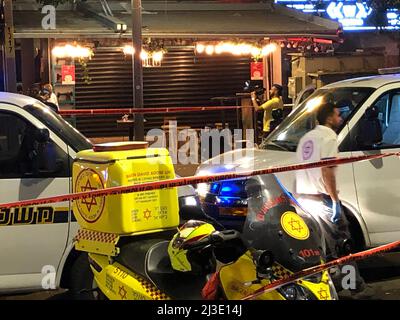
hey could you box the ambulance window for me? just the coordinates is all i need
[343,91,400,151]
[0,113,26,167]
[0,111,69,178]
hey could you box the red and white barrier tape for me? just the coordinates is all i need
[0,152,397,209]
[59,105,252,116]
[242,240,400,300]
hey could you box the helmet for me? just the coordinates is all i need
[168,220,217,275]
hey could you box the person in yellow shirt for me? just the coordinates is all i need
[251,84,284,137]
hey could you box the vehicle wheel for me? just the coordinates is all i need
[68,252,99,300]
[344,210,365,252]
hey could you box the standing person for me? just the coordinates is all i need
[39,84,59,113]
[295,102,374,299]
[17,84,24,95]
[250,84,284,138]
[43,84,59,107]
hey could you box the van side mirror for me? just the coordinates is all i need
[355,107,382,148]
[35,128,50,144]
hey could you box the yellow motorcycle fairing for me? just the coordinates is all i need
[219,251,333,300]
[88,253,170,300]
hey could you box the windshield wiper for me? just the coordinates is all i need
[270,140,297,152]
[262,140,289,151]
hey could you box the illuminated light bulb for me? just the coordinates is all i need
[261,45,270,56]
[251,46,261,57]
[196,43,205,53]
[215,44,223,54]
[123,45,135,55]
[261,44,276,56]
[219,43,227,53]
[52,46,64,58]
[77,46,91,58]
[287,43,292,49]
[52,44,92,58]
[225,42,235,53]
[65,44,73,52]
[269,43,277,52]
[232,45,242,55]
[314,46,320,52]
[152,51,163,62]
[280,42,286,48]
[205,45,214,55]
[241,44,252,55]
[140,50,149,60]
[306,44,312,50]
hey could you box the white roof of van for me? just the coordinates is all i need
[324,74,400,89]
[0,92,39,107]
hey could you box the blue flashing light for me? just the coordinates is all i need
[220,185,233,193]
[220,181,243,196]
[210,183,219,194]
[218,196,235,206]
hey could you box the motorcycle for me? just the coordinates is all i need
[72,143,337,300]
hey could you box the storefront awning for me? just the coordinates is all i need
[13,1,340,39]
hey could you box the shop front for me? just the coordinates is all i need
[11,0,340,137]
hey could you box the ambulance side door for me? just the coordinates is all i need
[0,105,70,291]
[344,85,400,246]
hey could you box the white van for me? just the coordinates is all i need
[197,74,400,249]
[0,93,198,296]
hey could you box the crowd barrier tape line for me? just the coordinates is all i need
[1,151,399,298]
[59,106,253,116]
[242,239,400,300]
[0,152,398,209]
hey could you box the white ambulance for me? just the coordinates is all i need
[0,92,198,297]
[197,73,400,250]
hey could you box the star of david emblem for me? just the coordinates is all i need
[80,179,98,212]
[118,286,127,300]
[318,288,328,300]
[288,217,303,233]
[143,209,151,220]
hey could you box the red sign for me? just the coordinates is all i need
[250,62,263,80]
[61,65,75,85]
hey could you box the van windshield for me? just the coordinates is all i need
[24,102,92,152]
[261,87,374,152]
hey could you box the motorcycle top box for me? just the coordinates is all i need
[72,142,179,234]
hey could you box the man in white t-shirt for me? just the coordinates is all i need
[296,102,373,298]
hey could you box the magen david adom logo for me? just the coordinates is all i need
[280,211,310,240]
[75,168,105,223]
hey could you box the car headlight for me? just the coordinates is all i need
[196,183,210,198]
[183,196,198,206]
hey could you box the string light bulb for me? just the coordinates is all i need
[195,42,277,58]
[52,44,92,58]
[123,45,135,55]
[205,45,215,55]
[152,51,163,62]
[196,43,205,54]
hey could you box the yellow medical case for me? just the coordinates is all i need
[72,142,179,235]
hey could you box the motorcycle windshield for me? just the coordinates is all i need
[242,174,325,272]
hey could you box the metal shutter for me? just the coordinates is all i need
[75,47,250,137]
